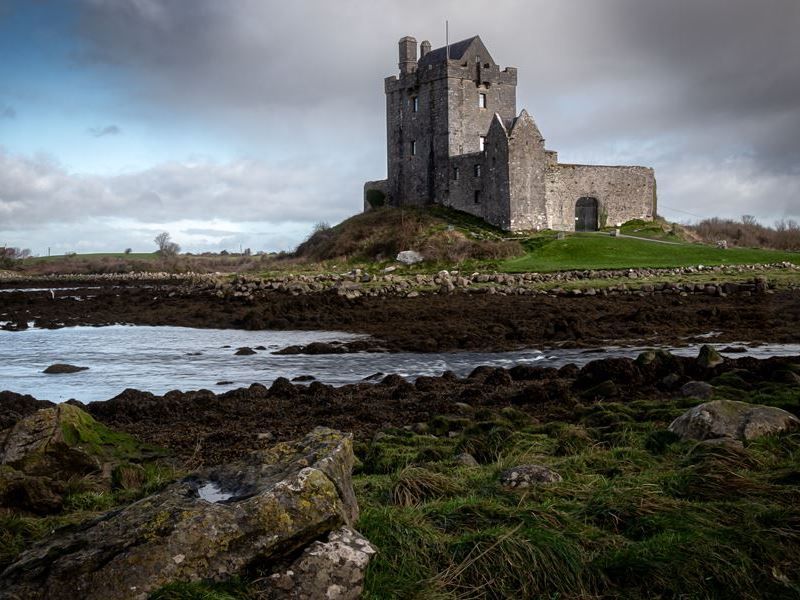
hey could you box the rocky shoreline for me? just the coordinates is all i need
[1,347,796,466]
[2,270,800,351]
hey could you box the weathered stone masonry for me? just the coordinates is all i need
[365,35,657,232]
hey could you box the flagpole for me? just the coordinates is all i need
[446,20,449,61]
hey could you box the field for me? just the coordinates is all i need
[501,233,799,273]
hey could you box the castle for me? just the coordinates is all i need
[364,35,657,231]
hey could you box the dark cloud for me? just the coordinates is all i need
[88,124,121,137]
[2,0,796,253]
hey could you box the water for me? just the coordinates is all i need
[197,482,233,503]
[1,325,798,403]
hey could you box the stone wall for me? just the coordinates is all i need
[507,111,547,231]
[363,180,389,212]
[545,164,657,231]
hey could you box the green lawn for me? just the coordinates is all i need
[501,233,799,272]
[25,252,158,263]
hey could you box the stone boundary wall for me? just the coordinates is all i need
[545,164,656,231]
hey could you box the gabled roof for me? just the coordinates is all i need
[509,109,544,142]
[418,35,483,67]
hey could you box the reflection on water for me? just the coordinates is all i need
[1,325,798,403]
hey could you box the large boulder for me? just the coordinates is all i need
[669,400,800,442]
[0,427,361,600]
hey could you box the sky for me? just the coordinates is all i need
[0,0,798,255]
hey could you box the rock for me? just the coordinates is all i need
[0,427,360,600]
[669,400,800,442]
[235,347,257,355]
[267,526,377,599]
[660,373,681,389]
[455,453,479,467]
[0,404,138,479]
[680,381,714,399]
[396,250,424,265]
[500,464,562,489]
[292,375,316,382]
[42,364,89,374]
[697,345,724,369]
[0,467,64,515]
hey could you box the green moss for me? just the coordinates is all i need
[58,404,165,462]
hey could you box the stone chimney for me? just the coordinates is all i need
[398,36,417,75]
[420,40,431,58]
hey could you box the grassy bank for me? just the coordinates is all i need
[354,385,800,598]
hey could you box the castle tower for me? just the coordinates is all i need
[383,35,518,207]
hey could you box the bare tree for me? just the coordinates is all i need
[154,232,180,256]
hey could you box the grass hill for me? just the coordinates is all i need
[293,206,523,263]
[295,207,798,272]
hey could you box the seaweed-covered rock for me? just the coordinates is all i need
[42,364,88,374]
[669,400,800,442]
[267,527,377,599]
[0,427,359,600]
[680,381,714,399]
[696,345,724,369]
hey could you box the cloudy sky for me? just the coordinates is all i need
[1,0,798,255]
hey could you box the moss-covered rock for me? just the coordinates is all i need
[0,427,360,600]
[0,404,152,480]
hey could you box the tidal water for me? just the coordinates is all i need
[1,325,798,403]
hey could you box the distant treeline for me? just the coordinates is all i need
[690,216,800,251]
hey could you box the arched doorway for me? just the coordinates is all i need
[575,197,598,232]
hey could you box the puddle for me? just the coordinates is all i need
[197,482,233,503]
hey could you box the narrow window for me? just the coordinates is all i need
[410,140,417,156]
[453,167,460,181]
[479,136,486,152]
[479,93,487,109]
[474,164,481,177]
[474,190,481,204]
[412,96,419,112]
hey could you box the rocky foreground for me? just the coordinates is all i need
[1,347,799,598]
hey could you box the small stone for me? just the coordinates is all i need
[455,453,479,467]
[500,464,562,489]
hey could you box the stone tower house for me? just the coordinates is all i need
[365,35,657,231]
